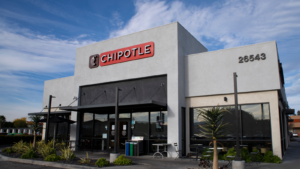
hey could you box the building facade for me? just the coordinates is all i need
[33,22,291,159]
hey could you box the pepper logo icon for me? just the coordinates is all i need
[89,54,99,68]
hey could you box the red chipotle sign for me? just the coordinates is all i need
[89,42,154,68]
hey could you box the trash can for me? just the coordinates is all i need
[125,142,130,156]
[133,143,137,156]
[130,142,134,156]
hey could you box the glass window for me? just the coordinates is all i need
[109,114,115,119]
[94,114,108,138]
[81,113,93,137]
[119,113,130,118]
[109,113,131,119]
[93,139,107,151]
[191,108,209,140]
[219,106,236,139]
[132,112,149,139]
[150,111,167,139]
[57,122,68,140]
[241,104,271,140]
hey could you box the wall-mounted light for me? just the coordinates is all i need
[224,97,228,102]
[59,104,61,106]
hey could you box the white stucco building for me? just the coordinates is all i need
[28,22,292,159]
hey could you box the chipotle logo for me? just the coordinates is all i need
[89,42,154,68]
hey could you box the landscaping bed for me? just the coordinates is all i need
[1,140,134,168]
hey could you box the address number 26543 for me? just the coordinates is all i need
[239,53,266,63]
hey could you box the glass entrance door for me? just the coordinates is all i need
[108,120,130,151]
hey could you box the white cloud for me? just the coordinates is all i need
[0,20,97,121]
[110,12,124,29]
[109,0,300,111]
[110,0,300,49]
[0,24,96,73]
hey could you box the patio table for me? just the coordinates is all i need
[152,143,171,159]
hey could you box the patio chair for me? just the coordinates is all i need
[174,143,182,159]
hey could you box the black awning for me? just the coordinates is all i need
[284,109,295,115]
[288,119,294,122]
[38,116,75,124]
[59,100,167,112]
[28,111,71,116]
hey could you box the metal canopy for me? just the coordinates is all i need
[38,116,75,124]
[28,111,71,116]
[59,100,167,111]
[284,109,295,115]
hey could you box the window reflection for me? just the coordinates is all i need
[241,104,271,140]
[191,103,271,140]
[132,112,149,139]
[94,114,108,138]
[81,113,93,137]
[150,111,167,139]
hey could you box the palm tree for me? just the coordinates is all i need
[196,106,229,169]
[29,115,42,148]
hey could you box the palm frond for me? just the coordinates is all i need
[195,106,231,140]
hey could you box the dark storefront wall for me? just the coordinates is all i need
[190,103,272,155]
[77,75,168,154]
[47,115,71,142]
[79,110,168,154]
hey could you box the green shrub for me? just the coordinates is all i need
[263,151,281,163]
[2,147,15,153]
[271,155,282,163]
[40,147,56,158]
[95,158,110,167]
[21,150,38,159]
[12,140,30,154]
[60,147,75,160]
[79,152,91,164]
[113,155,132,165]
[36,139,56,158]
[44,154,62,161]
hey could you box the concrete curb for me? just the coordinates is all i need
[0,154,143,169]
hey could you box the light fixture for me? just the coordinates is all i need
[224,97,228,102]
[59,104,61,106]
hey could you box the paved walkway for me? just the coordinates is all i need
[1,139,300,169]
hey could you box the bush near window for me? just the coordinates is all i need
[95,158,110,167]
[21,150,38,159]
[263,151,282,163]
[0,136,42,145]
[113,155,132,165]
[221,148,281,163]
[44,154,62,161]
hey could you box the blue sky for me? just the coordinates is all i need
[0,0,299,121]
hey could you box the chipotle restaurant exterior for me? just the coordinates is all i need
[29,22,292,159]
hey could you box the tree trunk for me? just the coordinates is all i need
[213,140,218,169]
[33,131,36,148]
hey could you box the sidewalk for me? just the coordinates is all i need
[1,139,299,169]
[74,138,300,169]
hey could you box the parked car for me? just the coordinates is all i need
[293,133,298,137]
